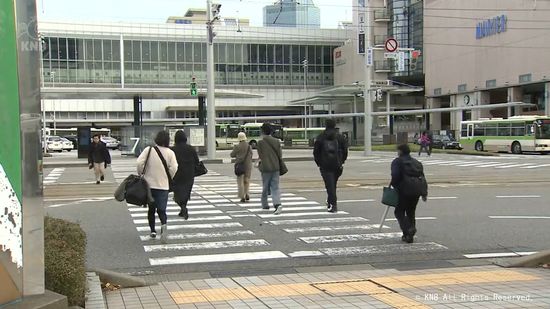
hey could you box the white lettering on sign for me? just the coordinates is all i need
[366,48,373,66]
[398,52,406,72]
[476,15,507,39]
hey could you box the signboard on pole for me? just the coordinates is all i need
[358,33,365,54]
[189,127,205,147]
[397,51,406,72]
[366,48,373,66]
[384,53,398,59]
[384,38,398,52]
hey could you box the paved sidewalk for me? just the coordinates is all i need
[105,266,550,308]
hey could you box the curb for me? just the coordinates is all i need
[503,250,550,268]
[85,272,106,309]
[202,157,314,165]
[90,268,147,288]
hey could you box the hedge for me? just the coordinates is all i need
[44,216,87,307]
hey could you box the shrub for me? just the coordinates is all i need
[44,216,87,307]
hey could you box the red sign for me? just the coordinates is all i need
[384,38,398,52]
[335,50,342,59]
[411,50,422,59]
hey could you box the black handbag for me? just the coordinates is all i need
[195,161,208,177]
[234,146,251,176]
[124,147,153,206]
[153,146,174,192]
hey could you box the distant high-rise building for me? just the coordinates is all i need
[263,0,321,28]
[167,8,250,26]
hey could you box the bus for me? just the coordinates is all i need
[216,123,241,147]
[460,116,550,154]
[283,127,325,146]
[241,123,283,147]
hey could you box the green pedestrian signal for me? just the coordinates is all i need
[190,82,198,96]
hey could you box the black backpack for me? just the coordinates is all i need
[399,157,428,197]
[321,138,342,169]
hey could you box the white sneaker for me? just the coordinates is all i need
[160,224,168,244]
[150,232,157,239]
[273,205,283,215]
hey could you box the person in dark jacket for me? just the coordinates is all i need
[390,144,428,244]
[171,130,199,219]
[231,132,253,203]
[88,134,111,184]
[313,119,348,213]
[257,123,283,215]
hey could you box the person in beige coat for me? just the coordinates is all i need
[231,132,253,203]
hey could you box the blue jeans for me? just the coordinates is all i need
[261,172,281,208]
[149,189,169,233]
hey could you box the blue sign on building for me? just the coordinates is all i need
[476,15,507,39]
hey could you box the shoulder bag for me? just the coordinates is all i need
[195,161,208,177]
[153,146,174,192]
[234,145,251,176]
[123,147,154,206]
[265,139,288,176]
[381,185,399,207]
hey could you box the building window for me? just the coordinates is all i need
[486,79,496,88]
[434,88,442,96]
[458,84,467,93]
[519,74,532,83]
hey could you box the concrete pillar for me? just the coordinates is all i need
[450,95,462,132]
[428,97,442,131]
[508,87,523,117]
[472,91,491,120]
[545,82,550,116]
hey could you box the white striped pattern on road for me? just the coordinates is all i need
[143,239,269,253]
[44,168,65,185]
[149,251,288,266]
[299,232,402,244]
[360,157,550,170]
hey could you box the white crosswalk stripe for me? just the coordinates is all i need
[358,157,550,170]
[111,160,451,267]
[43,168,65,185]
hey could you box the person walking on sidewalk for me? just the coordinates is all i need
[313,119,348,213]
[171,130,199,220]
[390,144,428,244]
[231,132,253,203]
[137,131,178,243]
[257,123,284,215]
[88,134,111,184]
[418,131,431,156]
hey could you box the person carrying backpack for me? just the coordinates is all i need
[390,144,428,243]
[313,119,348,213]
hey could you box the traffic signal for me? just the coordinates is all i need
[190,77,197,96]
[376,88,383,102]
[410,50,421,71]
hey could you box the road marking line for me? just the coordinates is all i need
[297,189,327,192]
[495,195,541,199]
[464,252,538,259]
[495,163,532,169]
[136,222,242,232]
[232,214,257,218]
[299,232,402,244]
[521,164,550,169]
[283,224,390,233]
[489,216,550,219]
[475,162,513,168]
[247,206,326,212]
[456,162,496,167]
[241,201,319,207]
[150,251,287,266]
[288,251,324,258]
[133,215,231,225]
[385,217,437,221]
[320,242,448,256]
[129,205,215,212]
[139,230,254,241]
[428,197,457,200]
[338,199,376,203]
[258,211,349,219]
[144,239,269,252]
[229,197,307,203]
[130,210,223,218]
[269,217,369,225]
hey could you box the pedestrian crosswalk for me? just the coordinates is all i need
[361,157,550,170]
[43,168,65,185]
[111,160,449,267]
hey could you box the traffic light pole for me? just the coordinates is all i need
[206,0,216,160]
[363,6,373,156]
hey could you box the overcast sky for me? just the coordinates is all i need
[37,0,352,28]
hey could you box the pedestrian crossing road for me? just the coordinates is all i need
[111,161,451,269]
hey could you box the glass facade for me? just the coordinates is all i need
[388,0,423,78]
[264,0,321,28]
[41,37,337,86]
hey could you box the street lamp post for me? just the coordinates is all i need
[302,59,308,141]
[206,0,219,160]
[51,71,56,136]
[363,6,373,156]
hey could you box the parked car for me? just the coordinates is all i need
[101,136,120,150]
[60,137,74,152]
[45,136,64,152]
[62,135,78,149]
[431,134,462,150]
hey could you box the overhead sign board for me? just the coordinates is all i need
[476,15,507,39]
[384,38,398,52]
[358,33,365,54]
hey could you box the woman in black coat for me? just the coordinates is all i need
[171,130,199,219]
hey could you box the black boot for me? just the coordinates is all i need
[178,207,189,220]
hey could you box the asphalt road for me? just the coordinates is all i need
[44,150,550,279]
